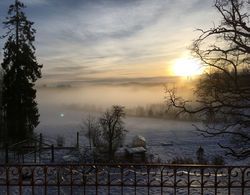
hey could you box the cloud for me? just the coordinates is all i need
[51,66,88,73]
[22,0,49,5]
[0,0,50,6]
[38,74,179,88]
[0,0,219,84]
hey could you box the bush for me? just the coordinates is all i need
[56,135,65,147]
[171,156,194,164]
[211,155,225,165]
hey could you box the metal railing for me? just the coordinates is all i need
[0,164,249,194]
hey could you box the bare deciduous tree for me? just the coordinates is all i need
[81,115,100,149]
[81,106,127,162]
[167,0,250,159]
[99,105,127,161]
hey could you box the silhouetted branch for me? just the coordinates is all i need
[166,0,250,159]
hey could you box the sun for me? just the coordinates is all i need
[172,57,203,77]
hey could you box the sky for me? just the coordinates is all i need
[0,0,219,86]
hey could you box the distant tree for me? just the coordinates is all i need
[56,135,65,147]
[81,115,100,149]
[148,108,153,117]
[99,105,127,161]
[1,0,42,142]
[167,0,250,159]
[196,146,207,164]
[135,106,145,117]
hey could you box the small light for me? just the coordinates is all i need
[60,113,64,117]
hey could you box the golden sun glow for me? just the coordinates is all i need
[172,57,203,77]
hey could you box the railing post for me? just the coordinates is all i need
[57,166,60,195]
[228,167,231,195]
[5,143,9,164]
[241,168,245,195]
[19,166,22,194]
[51,144,54,162]
[95,165,98,194]
[134,165,137,195]
[6,165,9,195]
[214,168,218,195]
[121,166,124,195]
[201,167,204,195]
[160,166,163,195]
[148,166,151,195]
[44,166,48,195]
[174,167,177,195]
[187,168,190,195]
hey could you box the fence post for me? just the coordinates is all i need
[51,144,54,162]
[34,141,37,163]
[39,133,43,162]
[22,151,24,163]
[39,133,43,148]
[77,132,79,149]
[5,143,8,164]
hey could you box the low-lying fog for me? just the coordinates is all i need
[38,84,163,117]
[36,79,194,126]
[35,82,244,164]
[36,84,166,125]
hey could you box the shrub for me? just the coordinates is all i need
[211,155,225,165]
[171,156,194,164]
[56,135,65,147]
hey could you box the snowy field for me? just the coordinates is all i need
[36,105,248,165]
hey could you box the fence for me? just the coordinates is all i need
[0,132,80,164]
[0,164,249,195]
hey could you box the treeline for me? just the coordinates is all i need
[125,103,200,121]
[64,102,201,121]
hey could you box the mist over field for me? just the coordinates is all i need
[35,82,248,165]
[35,76,199,132]
[36,78,195,125]
[37,84,163,111]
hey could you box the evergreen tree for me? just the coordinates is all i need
[1,0,42,142]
